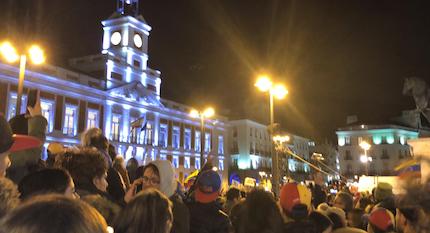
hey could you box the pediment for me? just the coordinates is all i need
[108,81,162,107]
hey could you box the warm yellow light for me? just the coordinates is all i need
[271,84,288,99]
[273,135,290,143]
[28,45,45,65]
[203,107,215,118]
[190,109,199,118]
[359,141,371,151]
[0,41,19,63]
[255,76,272,92]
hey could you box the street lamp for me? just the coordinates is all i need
[359,141,372,175]
[190,107,215,166]
[273,134,291,180]
[255,75,288,196]
[0,41,45,115]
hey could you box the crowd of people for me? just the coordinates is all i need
[0,95,430,233]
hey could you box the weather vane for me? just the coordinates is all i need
[117,0,139,16]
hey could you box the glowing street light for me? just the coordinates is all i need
[255,74,289,196]
[28,45,46,65]
[0,41,45,115]
[255,76,272,92]
[271,84,288,99]
[273,135,290,144]
[190,107,215,165]
[359,141,371,151]
[359,141,372,175]
[0,42,19,63]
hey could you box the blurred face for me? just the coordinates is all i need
[93,172,108,192]
[64,179,79,199]
[333,196,345,210]
[0,152,11,177]
[143,167,160,190]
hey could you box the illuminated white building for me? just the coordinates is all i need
[0,1,228,183]
[228,119,312,180]
[336,124,419,177]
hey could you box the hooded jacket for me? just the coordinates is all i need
[152,160,190,233]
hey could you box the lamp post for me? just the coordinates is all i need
[359,141,372,176]
[273,134,291,181]
[190,107,215,166]
[0,42,45,115]
[255,75,288,196]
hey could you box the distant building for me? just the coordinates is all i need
[228,119,313,182]
[313,141,340,179]
[336,124,421,177]
[0,1,228,184]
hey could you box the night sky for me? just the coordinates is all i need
[2,0,430,142]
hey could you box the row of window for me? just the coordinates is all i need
[339,135,412,146]
[249,127,269,140]
[7,93,99,136]
[109,115,224,154]
[6,93,225,154]
[343,149,409,160]
[124,145,225,171]
[249,142,270,156]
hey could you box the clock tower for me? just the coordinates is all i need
[101,0,161,96]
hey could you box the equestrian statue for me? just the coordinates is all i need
[403,77,430,124]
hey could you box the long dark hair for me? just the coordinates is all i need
[113,188,173,233]
[234,188,284,233]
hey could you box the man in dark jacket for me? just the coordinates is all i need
[311,172,327,208]
[187,169,231,233]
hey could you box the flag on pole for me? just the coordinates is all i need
[395,159,421,179]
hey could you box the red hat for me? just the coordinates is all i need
[369,208,395,232]
[280,182,312,213]
[0,114,41,154]
[195,170,221,203]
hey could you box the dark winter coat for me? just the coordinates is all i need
[170,194,190,233]
[187,201,231,233]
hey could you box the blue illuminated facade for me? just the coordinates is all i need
[0,3,228,184]
[336,124,421,177]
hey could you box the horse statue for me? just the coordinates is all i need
[403,77,430,110]
[403,77,430,124]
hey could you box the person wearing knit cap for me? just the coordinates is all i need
[374,183,393,203]
[187,169,230,233]
[3,93,46,184]
[0,114,41,179]
[373,182,396,216]
[367,208,395,233]
[280,182,312,222]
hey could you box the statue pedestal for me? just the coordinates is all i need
[407,138,430,182]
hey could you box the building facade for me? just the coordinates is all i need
[0,2,228,184]
[228,119,312,182]
[336,124,419,177]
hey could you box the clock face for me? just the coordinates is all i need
[133,34,143,48]
[111,32,122,46]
